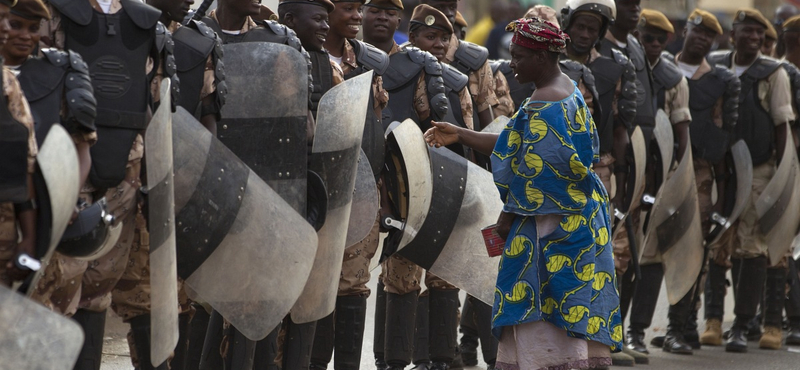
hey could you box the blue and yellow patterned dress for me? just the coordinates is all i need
[490,83,622,352]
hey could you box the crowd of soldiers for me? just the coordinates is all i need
[3,0,800,369]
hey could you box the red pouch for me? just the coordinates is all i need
[481,224,506,257]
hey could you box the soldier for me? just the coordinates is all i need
[0,0,38,289]
[701,8,796,353]
[37,0,178,368]
[773,3,799,58]
[623,7,693,356]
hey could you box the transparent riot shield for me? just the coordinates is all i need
[345,149,380,247]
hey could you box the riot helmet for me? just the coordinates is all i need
[560,0,616,40]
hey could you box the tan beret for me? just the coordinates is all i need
[733,8,771,30]
[10,0,48,19]
[687,9,722,35]
[410,4,453,34]
[765,22,778,40]
[524,5,559,27]
[638,8,674,33]
[278,0,336,13]
[364,0,402,10]
[455,11,467,28]
[784,14,800,32]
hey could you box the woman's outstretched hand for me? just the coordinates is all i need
[424,121,460,148]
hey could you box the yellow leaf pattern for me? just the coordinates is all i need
[546,254,573,273]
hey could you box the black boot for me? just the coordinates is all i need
[334,296,368,369]
[626,263,664,354]
[72,309,106,370]
[222,324,256,370]
[253,326,280,370]
[309,312,334,369]
[726,256,767,353]
[374,282,388,370]
[458,297,478,367]
[618,267,635,322]
[663,292,693,354]
[186,304,210,370]
[471,297,498,367]
[684,306,701,349]
[429,289,460,370]
[169,312,192,370]
[129,314,169,370]
[786,263,800,346]
[759,267,787,349]
[412,294,430,369]
[385,292,418,368]
[200,310,225,370]
[283,317,317,370]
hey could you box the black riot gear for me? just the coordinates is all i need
[173,19,226,119]
[588,49,637,153]
[687,64,740,164]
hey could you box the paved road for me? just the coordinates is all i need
[101,273,800,370]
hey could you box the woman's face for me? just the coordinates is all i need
[509,43,536,84]
[410,27,451,62]
[329,1,363,40]
[3,14,40,62]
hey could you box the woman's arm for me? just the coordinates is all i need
[424,121,499,156]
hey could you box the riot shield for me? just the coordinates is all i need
[757,124,800,266]
[145,79,178,365]
[0,286,84,369]
[217,42,308,213]
[345,149,379,247]
[707,140,752,245]
[290,72,373,323]
[172,106,318,341]
[481,116,511,134]
[612,126,647,239]
[641,138,703,305]
[653,110,674,185]
[23,124,79,296]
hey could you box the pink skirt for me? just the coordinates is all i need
[495,321,612,370]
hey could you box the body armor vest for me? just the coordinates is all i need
[204,16,288,44]
[383,47,447,131]
[441,63,469,157]
[560,59,603,124]
[53,0,160,188]
[652,54,683,110]
[687,65,738,164]
[309,50,334,117]
[588,50,635,153]
[708,51,780,165]
[173,19,220,117]
[343,39,390,181]
[0,69,29,203]
[600,35,656,140]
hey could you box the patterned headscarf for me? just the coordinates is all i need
[506,17,569,53]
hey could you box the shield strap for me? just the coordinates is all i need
[655,192,697,254]
[398,147,467,269]
[759,169,797,235]
[175,138,249,279]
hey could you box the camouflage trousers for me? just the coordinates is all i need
[380,255,458,295]
[338,212,381,297]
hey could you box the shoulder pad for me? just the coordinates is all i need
[406,47,441,76]
[192,19,219,40]
[489,60,501,75]
[49,0,92,26]
[746,56,782,80]
[155,22,168,51]
[653,56,683,89]
[351,39,390,76]
[660,50,675,61]
[559,59,584,83]
[383,50,425,91]
[173,22,216,72]
[453,41,489,72]
[202,16,223,36]
[712,64,737,83]
[706,50,732,68]
[610,48,629,66]
[407,46,426,64]
[262,20,290,36]
[67,50,90,75]
[625,35,646,70]
[120,0,162,30]
[41,48,69,67]
[441,63,468,92]
[18,57,66,102]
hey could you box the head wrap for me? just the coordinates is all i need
[506,17,569,53]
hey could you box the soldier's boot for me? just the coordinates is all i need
[375,282,388,370]
[759,267,787,349]
[472,298,498,368]
[609,351,635,367]
[786,263,800,346]
[223,325,256,370]
[199,310,225,370]
[333,295,368,369]
[385,291,419,369]
[186,304,210,370]
[663,292,693,355]
[129,314,169,370]
[429,289,460,370]
[253,326,280,370]
[726,256,767,353]
[684,307,701,349]
[458,296,478,367]
[169,312,192,370]
[283,317,317,370]
[309,312,334,370]
[700,261,727,346]
[618,267,635,322]
[71,309,107,370]
[626,263,663,356]
[412,294,431,369]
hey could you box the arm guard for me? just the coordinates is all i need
[617,53,638,130]
[717,65,740,134]
[156,22,180,112]
[63,50,97,131]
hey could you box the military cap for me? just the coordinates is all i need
[638,8,674,33]
[733,8,771,30]
[410,4,453,34]
[278,0,335,13]
[364,0,403,10]
[10,0,48,19]
[687,9,722,35]
[783,14,800,32]
[765,21,778,40]
[455,11,467,28]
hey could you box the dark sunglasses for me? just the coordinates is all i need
[643,33,668,44]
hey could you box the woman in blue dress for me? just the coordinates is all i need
[424,17,622,370]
